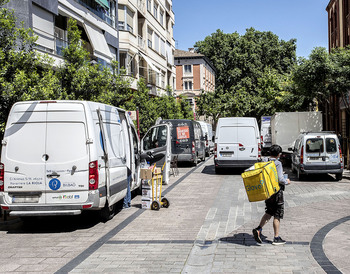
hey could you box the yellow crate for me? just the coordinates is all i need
[241,161,280,202]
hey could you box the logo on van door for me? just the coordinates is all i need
[49,178,61,191]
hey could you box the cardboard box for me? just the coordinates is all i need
[140,168,152,180]
[153,167,162,174]
[141,198,151,209]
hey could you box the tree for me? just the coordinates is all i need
[0,0,61,139]
[194,28,297,122]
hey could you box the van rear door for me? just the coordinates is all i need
[304,136,327,169]
[217,126,238,161]
[3,102,47,203]
[237,126,259,161]
[44,102,89,204]
[141,124,171,184]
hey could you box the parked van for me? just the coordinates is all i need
[214,117,261,173]
[160,119,205,165]
[0,101,170,220]
[290,132,343,181]
[260,116,272,155]
[198,121,214,156]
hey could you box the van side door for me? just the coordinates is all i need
[141,124,171,184]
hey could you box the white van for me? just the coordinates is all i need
[290,132,343,181]
[198,121,214,156]
[0,101,170,220]
[214,117,261,173]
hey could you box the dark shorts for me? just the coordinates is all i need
[265,190,284,219]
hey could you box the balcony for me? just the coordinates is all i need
[74,0,116,28]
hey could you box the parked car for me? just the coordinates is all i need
[290,132,343,181]
[160,119,206,165]
[214,117,261,173]
[198,121,214,156]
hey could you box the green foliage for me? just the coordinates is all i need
[0,6,192,140]
[194,28,297,123]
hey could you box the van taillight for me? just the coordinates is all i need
[214,143,217,159]
[261,135,263,142]
[300,146,304,165]
[258,142,261,158]
[89,161,98,190]
[192,141,195,153]
[0,163,4,192]
[339,145,343,164]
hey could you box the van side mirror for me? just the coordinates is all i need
[288,147,293,152]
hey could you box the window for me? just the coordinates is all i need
[161,38,165,56]
[148,27,153,48]
[159,9,164,26]
[184,65,192,74]
[154,32,160,52]
[126,8,134,33]
[147,0,152,12]
[306,138,324,153]
[153,2,158,19]
[142,125,168,150]
[326,138,337,153]
[184,81,192,90]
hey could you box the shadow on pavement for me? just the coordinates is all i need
[202,165,245,175]
[219,233,261,246]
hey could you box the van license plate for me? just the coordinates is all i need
[12,196,39,203]
[221,153,233,157]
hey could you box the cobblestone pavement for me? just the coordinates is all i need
[0,157,349,273]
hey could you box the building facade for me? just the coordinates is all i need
[174,48,215,119]
[326,0,350,166]
[118,0,176,95]
[5,0,119,67]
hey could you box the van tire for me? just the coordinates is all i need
[193,157,198,166]
[297,168,305,181]
[100,203,116,222]
[215,166,221,174]
[336,173,343,181]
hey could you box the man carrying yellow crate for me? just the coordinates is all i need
[252,144,291,245]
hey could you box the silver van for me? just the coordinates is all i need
[290,132,343,181]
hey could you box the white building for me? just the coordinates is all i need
[118,0,176,95]
[6,0,119,67]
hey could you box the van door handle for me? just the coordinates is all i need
[47,172,60,178]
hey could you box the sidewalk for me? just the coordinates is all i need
[66,159,350,273]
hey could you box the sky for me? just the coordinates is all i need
[173,0,330,58]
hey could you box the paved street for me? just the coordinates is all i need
[0,156,350,273]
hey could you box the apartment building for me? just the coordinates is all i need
[5,0,119,67]
[118,0,176,95]
[174,48,215,119]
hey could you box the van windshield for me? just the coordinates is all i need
[306,138,323,153]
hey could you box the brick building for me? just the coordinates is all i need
[174,48,215,119]
[326,0,350,166]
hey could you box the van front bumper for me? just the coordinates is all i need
[0,191,101,216]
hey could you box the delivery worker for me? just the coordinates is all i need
[252,144,290,245]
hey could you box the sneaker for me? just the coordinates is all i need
[252,228,262,243]
[272,236,286,245]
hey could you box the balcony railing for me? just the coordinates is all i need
[74,0,116,28]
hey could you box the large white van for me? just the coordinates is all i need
[198,121,214,156]
[0,101,170,220]
[214,117,261,173]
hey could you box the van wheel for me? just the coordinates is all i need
[100,203,116,222]
[193,157,198,166]
[297,169,304,181]
[336,173,343,181]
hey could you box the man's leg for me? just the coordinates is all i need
[253,213,272,243]
[273,217,280,238]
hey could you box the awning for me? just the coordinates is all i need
[84,22,112,61]
[139,51,161,74]
[95,0,109,9]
